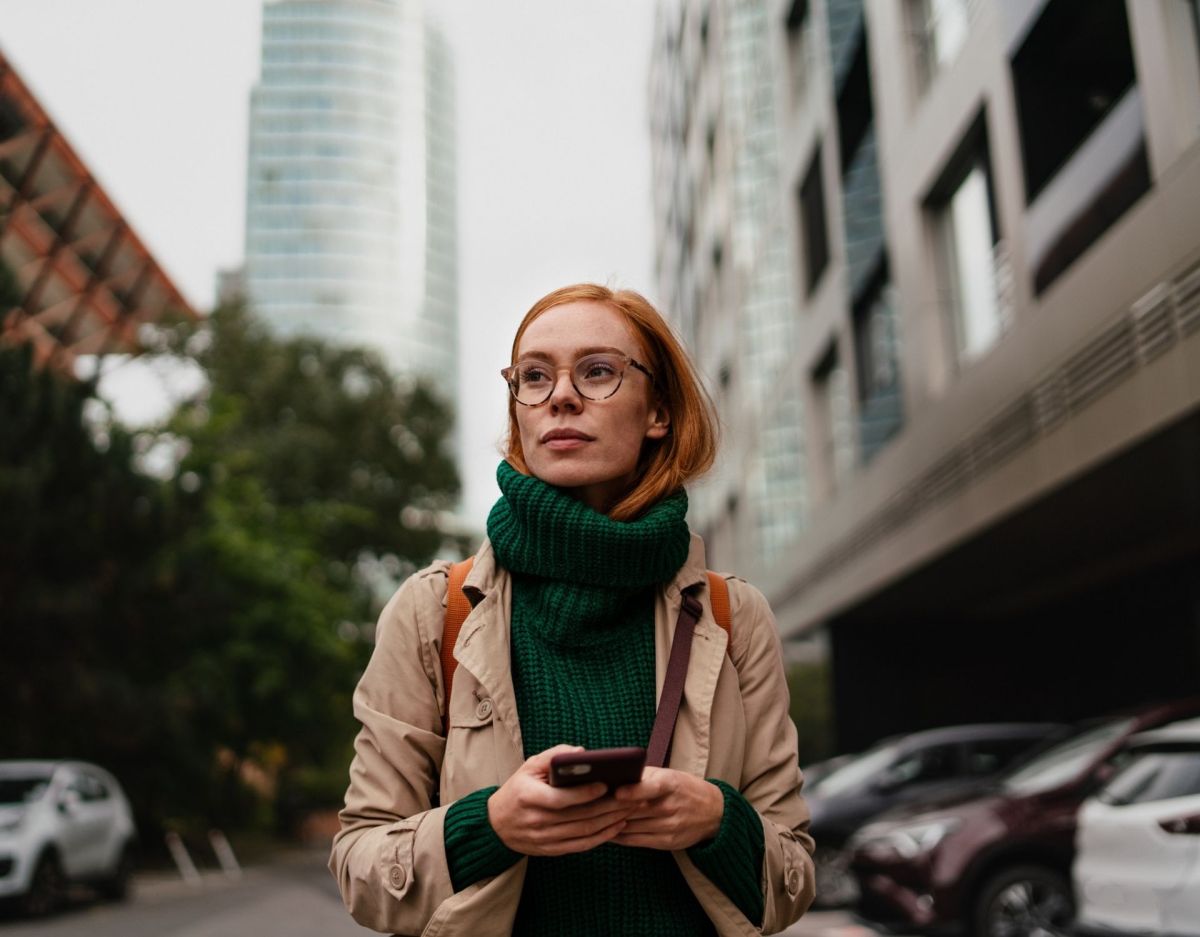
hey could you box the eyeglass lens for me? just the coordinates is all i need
[511,353,626,404]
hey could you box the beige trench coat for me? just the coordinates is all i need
[330,533,816,936]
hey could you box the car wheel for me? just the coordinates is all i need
[813,846,859,908]
[20,851,64,917]
[99,844,134,902]
[974,864,1074,937]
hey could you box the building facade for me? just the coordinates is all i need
[651,0,1200,748]
[244,0,457,407]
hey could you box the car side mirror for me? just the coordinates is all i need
[57,790,81,814]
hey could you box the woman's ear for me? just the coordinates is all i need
[645,402,671,440]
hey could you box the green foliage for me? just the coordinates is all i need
[0,298,460,839]
[787,659,835,765]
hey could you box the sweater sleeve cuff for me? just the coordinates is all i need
[443,786,523,892]
[687,779,766,926]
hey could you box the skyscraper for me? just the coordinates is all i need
[244,0,457,407]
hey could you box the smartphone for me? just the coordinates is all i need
[548,746,646,789]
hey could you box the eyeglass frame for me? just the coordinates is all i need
[500,350,657,407]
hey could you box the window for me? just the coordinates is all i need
[912,0,969,90]
[853,273,899,403]
[1100,749,1200,805]
[942,163,1000,359]
[965,737,1044,776]
[852,268,903,461]
[785,0,812,98]
[68,772,109,802]
[812,343,854,495]
[836,34,872,173]
[798,149,830,296]
[1011,0,1137,204]
[928,116,1005,363]
[888,744,958,786]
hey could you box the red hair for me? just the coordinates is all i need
[504,283,719,521]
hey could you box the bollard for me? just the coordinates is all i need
[208,829,243,880]
[164,831,202,887]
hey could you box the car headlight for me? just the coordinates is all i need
[0,812,25,834]
[855,817,962,859]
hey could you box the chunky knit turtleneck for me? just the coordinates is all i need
[442,463,766,934]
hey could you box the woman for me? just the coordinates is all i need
[330,284,815,936]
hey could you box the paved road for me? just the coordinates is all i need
[0,849,890,937]
[781,909,890,937]
[0,850,374,937]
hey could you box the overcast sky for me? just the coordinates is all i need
[0,0,660,527]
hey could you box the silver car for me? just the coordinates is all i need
[1074,716,1200,937]
[0,760,137,915]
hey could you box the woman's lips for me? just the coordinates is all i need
[543,436,591,451]
[544,429,595,451]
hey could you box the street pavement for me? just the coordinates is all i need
[781,909,889,937]
[0,848,890,936]
[0,849,374,937]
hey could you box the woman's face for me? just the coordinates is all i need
[513,301,669,513]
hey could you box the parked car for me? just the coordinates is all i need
[801,753,857,794]
[806,723,1064,907]
[847,697,1200,937]
[0,760,136,915]
[1074,715,1200,937]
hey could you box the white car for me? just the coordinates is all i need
[0,760,137,915]
[1074,716,1200,936]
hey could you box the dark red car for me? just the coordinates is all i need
[847,698,1200,937]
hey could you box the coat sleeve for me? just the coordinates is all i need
[328,563,455,936]
[727,577,817,934]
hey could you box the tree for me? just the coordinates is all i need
[1,291,462,837]
[152,301,463,828]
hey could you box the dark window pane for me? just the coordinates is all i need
[799,149,829,296]
[890,744,958,784]
[1011,0,1137,203]
[965,738,1044,776]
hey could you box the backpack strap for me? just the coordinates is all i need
[439,560,733,732]
[441,558,475,733]
[706,571,731,644]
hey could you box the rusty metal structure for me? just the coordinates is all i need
[0,48,196,371]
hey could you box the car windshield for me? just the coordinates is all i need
[0,775,51,805]
[808,744,899,798]
[1003,719,1135,796]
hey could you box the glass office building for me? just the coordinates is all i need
[245,0,457,406]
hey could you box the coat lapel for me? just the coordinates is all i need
[453,543,525,771]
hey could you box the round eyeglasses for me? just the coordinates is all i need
[501,352,656,407]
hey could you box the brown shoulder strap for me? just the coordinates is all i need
[441,558,474,733]
[645,589,703,767]
[707,571,731,646]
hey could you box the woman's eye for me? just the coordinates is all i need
[520,366,551,384]
[582,361,618,380]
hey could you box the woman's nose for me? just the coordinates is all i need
[548,369,581,412]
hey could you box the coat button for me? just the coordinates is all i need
[786,866,801,897]
[475,698,493,720]
[389,865,406,889]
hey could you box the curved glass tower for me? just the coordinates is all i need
[245,0,457,407]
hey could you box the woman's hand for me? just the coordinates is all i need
[488,745,634,856]
[610,766,725,850]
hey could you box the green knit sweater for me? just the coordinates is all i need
[442,462,765,935]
